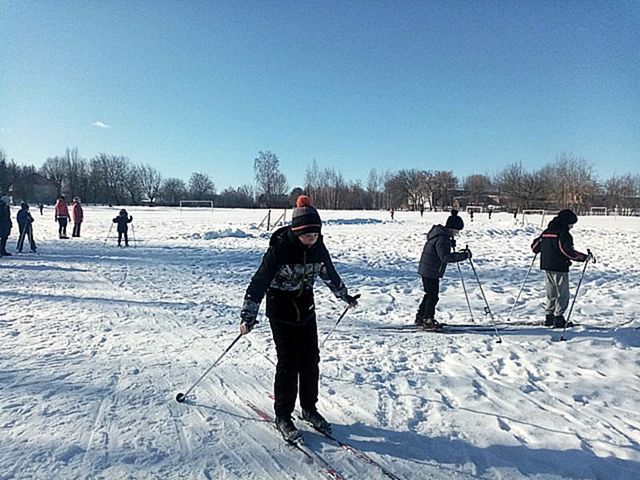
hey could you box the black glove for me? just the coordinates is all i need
[343,293,360,308]
[240,311,258,334]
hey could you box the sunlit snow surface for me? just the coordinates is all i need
[1,207,638,479]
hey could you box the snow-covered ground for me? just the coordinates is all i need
[1,206,639,480]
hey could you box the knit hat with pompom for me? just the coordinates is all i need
[291,195,322,236]
[444,209,464,230]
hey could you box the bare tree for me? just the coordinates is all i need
[138,164,163,204]
[91,154,128,204]
[254,151,288,207]
[604,173,640,214]
[463,174,491,205]
[188,172,216,200]
[41,156,67,196]
[160,177,187,204]
[542,153,598,210]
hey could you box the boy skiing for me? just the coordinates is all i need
[16,203,37,253]
[531,209,590,328]
[239,195,358,442]
[112,209,133,247]
[416,209,471,330]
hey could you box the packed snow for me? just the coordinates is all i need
[1,206,638,480]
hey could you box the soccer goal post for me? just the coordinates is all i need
[179,200,214,212]
[590,206,608,216]
[465,205,483,214]
[521,209,545,227]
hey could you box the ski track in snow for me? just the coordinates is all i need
[1,207,639,479]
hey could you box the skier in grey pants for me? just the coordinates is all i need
[531,209,589,328]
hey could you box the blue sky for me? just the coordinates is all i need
[1,0,639,189]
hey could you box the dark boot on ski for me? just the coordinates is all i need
[422,318,443,331]
[276,415,302,443]
[301,408,331,434]
[414,315,425,326]
[553,315,573,329]
[544,314,555,327]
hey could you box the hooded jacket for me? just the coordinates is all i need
[241,226,348,326]
[418,225,469,279]
[531,218,587,272]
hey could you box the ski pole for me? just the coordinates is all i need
[457,260,474,323]
[506,253,538,323]
[560,249,596,341]
[102,223,114,248]
[176,333,243,402]
[131,223,137,248]
[467,251,502,343]
[320,294,360,348]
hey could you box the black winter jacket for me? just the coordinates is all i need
[0,203,11,235]
[242,227,348,326]
[531,219,587,272]
[113,215,133,233]
[418,225,469,279]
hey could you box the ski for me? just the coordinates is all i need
[244,401,345,480]
[298,415,402,480]
[375,323,503,333]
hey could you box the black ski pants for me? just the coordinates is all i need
[117,231,129,246]
[72,223,81,237]
[417,277,440,320]
[269,316,320,418]
[57,217,68,237]
[17,224,36,252]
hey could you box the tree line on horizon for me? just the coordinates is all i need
[1,147,639,214]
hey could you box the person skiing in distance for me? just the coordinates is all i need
[0,195,12,256]
[71,197,84,237]
[16,203,37,253]
[239,195,358,443]
[531,209,589,328]
[415,209,471,330]
[113,209,133,247]
[38,203,44,215]
[54,195,70,239]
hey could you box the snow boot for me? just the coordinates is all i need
[301,408,331,434]
[553,315,573,329]
[414,315,425,326]
[276,415,302,443]
[422,318,443,331]
[545,314,555,327]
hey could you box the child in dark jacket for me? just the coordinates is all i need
[531,209,589,328]
[0,195,12,256]
[416,209,471,330]
[113,209,133,246]
[16,203,37,253]
[239,195,358,442]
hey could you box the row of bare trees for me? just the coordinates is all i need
[1,147,639,213]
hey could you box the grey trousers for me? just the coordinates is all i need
[545,271,570,316]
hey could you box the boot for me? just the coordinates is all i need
[414,314,425,326]
[545,314,555,327]
[301,408,331,434]
[553,315,573,329]
[275,415,302,443]
[422,318,443,331]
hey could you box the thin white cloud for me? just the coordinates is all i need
[92,121,112,129]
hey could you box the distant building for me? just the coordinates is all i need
[10,173,58,204]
